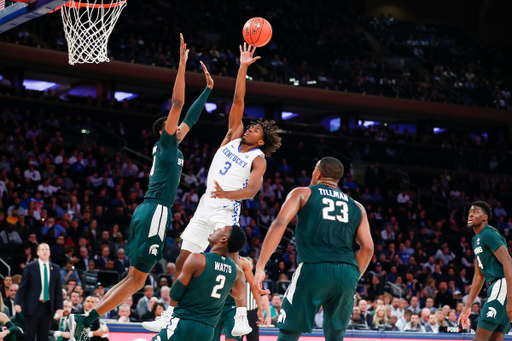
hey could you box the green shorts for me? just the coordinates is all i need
[212,301,240,341]
[277,262,359,338]
[478,278,510,335]
[125,200,171,273]
[151,317,213,341]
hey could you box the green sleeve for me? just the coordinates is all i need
[182,87,212,128]
[6,321,18,340]
[483,229,506,253]
[170,279,188,302]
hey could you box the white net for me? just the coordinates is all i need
[61,0,127,65]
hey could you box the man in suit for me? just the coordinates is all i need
[50,299,72,341]
[136,285,154,318]
[14,243,63,341]
[3,284,17,318]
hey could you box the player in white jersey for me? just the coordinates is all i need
[142,43,282,336]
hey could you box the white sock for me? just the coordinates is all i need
[236,307,247,317]
[166,306,174,313]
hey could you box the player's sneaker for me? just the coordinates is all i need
[142,307,174,332]
[68,314,90,341]
[231,312,252,336]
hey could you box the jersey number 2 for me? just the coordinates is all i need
[322,198,349,223]
[211,274,226,299]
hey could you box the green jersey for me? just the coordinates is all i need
[295,184,362,265]
[174,252,237,327]
[144,129,184,206]
[472,225,506,284]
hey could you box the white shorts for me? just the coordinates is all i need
[180,195,241,252]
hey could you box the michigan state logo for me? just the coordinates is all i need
[148,244,159,256]
[486,307,496,319]
[277,309,287,324]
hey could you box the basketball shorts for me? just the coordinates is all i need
[151,317,213,341]
[478,278,510,334]
[212,302,240,341]
[277,262,360,337]
[180,196,241,252]
[125,199,171,273]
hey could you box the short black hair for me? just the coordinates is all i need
[227,225,247,253]
[318,157,344,181]
[471,201,492,221]
[153,117,167,140]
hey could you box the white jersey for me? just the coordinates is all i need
[207,138,264,202]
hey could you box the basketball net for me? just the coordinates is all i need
[0,0,5,11]
[61,0,127,65]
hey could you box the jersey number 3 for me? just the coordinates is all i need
[322,198,349,223]
[211,274,226,299]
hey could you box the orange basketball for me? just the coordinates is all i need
[243,17,272,48]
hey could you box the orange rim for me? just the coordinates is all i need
[52,0,126,12]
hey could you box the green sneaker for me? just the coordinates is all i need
[69,314,90,341]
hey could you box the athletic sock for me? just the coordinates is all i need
[236,307,247,316]
[84,309,99,326]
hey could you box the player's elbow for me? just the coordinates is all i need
[172,99,184,108]
[230,291,243,301]
[362,242,374,253]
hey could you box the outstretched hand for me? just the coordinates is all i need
[457,306,470,326]
[179,33,189,64]
[200,61,214,89]
[239,43,260,67]
[252,268,271,296]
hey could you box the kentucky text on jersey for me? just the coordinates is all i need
[214,261,233,273]
[221,147,249,168]
[318,188,348,201]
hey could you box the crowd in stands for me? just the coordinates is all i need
[1,97,512,334]
[366,15,512,109]
[2,0,512,111]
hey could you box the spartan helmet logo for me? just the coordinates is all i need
[148,244,159,256]
[486,307,497,319]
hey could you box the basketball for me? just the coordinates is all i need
[243,17,272,47]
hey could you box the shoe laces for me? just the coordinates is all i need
[155,310,172,321]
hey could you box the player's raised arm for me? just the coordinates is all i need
[211,155,266,200]
[220,43,260,147]
[165,34,189,137]
[493,245,512,321]
[354,202,374,279]
[178,61,214,140]
[458,256,485,325]
[170,253,206,306]
[253,188,310,294]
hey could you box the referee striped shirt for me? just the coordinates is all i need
[247,282,258,311]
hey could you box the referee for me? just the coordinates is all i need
[241,257,269,341]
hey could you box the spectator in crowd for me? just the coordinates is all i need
[358,300,373,326]
[3,285,17,318]
[49,299,72,341]
[434,282,455,309]
[347,307,369,329]
[419,308,431,326]
[79,296,109,341]
[424,313,439,333]
[158,286,171,309]
[395,310,412,331]
[136,285,154,318]
[117,304,134,323]
[141,298,161,321]
[372,305,389,329]
[403,313,426,332]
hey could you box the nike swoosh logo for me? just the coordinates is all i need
[223,205,229,208]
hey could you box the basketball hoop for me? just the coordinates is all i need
[61,0,127,65]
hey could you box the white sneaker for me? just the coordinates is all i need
[142,308,173,332]
[231,312,252,336]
